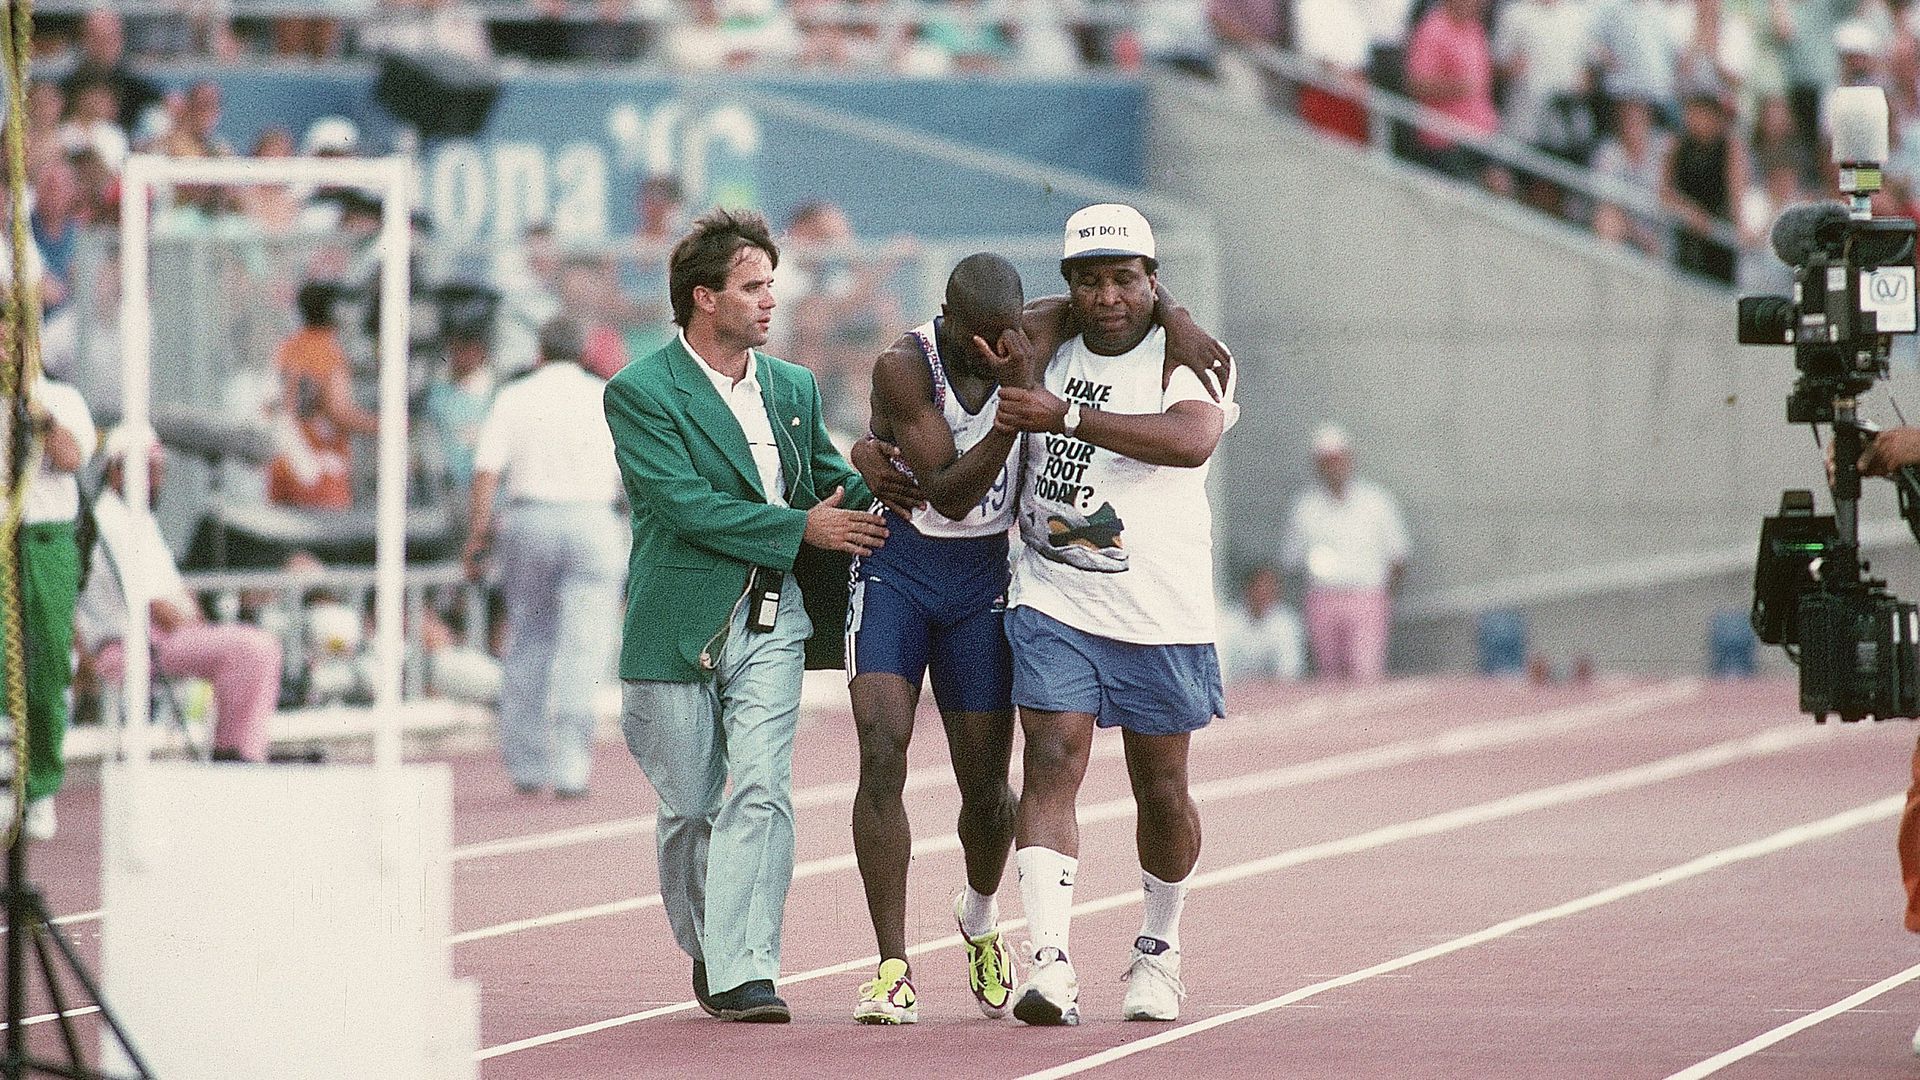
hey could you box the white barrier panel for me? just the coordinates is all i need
[97,762,476,1079]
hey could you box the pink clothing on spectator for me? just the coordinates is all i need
[582,323,630,381]
[1405,4,1500,149]
[1303,586,1391,682]
[95,623,280,762]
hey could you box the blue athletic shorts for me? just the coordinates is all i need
[1005,605,1224,736]
[846,512,1013,715]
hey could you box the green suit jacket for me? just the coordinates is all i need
[603,337,870,682]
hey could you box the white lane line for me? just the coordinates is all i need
[450,681,1446,862]
[476,711,1801,1060]
[1018,794,1905,1080]
[1663,961,1920,1079]
[0,1005,102,1032]
[46,685,1464,938]
[451,682,1698,945]
[0,909,107,934]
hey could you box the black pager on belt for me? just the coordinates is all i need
[747,566,783,633]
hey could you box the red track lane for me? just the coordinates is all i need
[460,676,1797,1068]
[1045,742,1913,1078]
[474,681,1849,1078]
[460,679,1692,1055]
[22,676,1920,1080]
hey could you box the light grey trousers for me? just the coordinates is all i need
[620,571,811,995]
[495,501,627,793]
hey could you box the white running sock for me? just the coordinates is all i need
[1015,846,1077,960]
[1138,869,1189,952]
[958,885,998,939]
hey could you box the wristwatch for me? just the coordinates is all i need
[1062,401,1083,438]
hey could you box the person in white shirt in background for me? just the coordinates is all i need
[78,426,281,766]
[1218,564,1306,683]
[0,373,91,842]
[1281,424,1409,682]
[462,314,627,799]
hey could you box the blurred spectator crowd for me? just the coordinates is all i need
[8,9,929,728]
[28,0,1166,74]
[1214,0,1920,286]
[22,0,1918,295]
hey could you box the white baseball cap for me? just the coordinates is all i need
[1310,424,1352,457]
[101,422,159,463]
[1061,203,1156,266]
[1835,20,1881,56]
[303,116,359,156]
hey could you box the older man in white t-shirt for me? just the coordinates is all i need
[994,203,1238,1028]
[1281,424,1409,682]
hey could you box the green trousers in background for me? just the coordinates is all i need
[0,521,79,801]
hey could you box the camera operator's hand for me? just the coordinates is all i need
[1859,427,1920,477]
[804,487,889,555]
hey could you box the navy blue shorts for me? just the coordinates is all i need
[1005,606,1223,735]
[846,512,1013,715]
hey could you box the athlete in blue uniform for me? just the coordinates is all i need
[844,254,1234,1024]
[848,253,1034,1024]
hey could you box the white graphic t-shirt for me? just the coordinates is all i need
[1009,327,1239,645]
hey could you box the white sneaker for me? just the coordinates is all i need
[21,797,53,842]
[1012,947,1079,1026]
[1910,1019,1920,1057]
[1121,939,1186,1021]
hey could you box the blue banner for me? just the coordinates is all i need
[167,68,1147,246]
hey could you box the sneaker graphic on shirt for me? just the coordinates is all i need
[1022,503,1128,573]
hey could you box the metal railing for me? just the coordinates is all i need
[1240,41,1748,254]
[176,560,489,704]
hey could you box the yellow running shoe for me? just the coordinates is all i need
[954,892,1017,1018]
[855,958,918,1025]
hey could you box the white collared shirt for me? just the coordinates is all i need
[75,488,192,652]
[473,361,621,504]
[682,330,786,507]
[1281,478,1410,591]
[0,376,93,524]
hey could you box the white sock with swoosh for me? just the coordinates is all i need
[1015,846,1077,961]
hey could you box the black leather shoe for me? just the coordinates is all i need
[693,962,718,1017]
[703,979,790,1023]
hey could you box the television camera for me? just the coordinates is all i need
[1738,86,1920,722]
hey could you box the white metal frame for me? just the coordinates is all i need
[117,154,413,776]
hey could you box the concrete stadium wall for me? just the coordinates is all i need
[1146,73,1920,675]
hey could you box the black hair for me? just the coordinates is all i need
[296,281,339,328]
[945,252,1025,324]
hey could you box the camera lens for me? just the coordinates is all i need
[1738,296,1797,344]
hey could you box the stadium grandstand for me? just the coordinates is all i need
[7,0,1920,1074]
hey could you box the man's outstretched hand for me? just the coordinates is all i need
[804,486,889,554]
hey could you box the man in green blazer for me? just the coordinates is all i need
[603,208,887,1023]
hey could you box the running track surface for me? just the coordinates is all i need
[21,675,1920,1079]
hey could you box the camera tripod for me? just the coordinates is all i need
[0,281,154,1080]
[0,806,155,1079]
